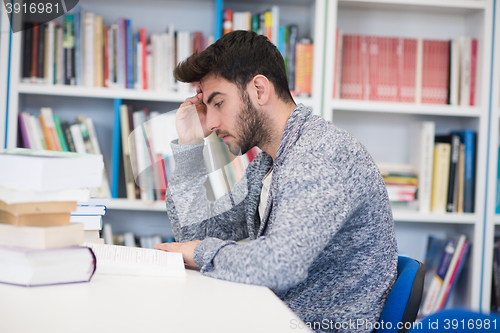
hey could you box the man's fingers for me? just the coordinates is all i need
[154,243,174,251]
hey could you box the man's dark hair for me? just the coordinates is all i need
[174,30,294,103]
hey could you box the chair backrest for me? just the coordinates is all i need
[375,256,426,333]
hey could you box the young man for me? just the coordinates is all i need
[154,30,398,332]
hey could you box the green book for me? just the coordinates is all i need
[53,114,69,151]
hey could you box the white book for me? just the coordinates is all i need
[0,223,84,249]
[27,115,43,150]
[0,245,95,287]
[70,123,87,154]
[409,121,435,213]
[105,24,117,88]
[84,12,95,87]
[146,45,153,91]
[459,36,471,107]
[73,205,106,216]
[70,215,102,230]
[136,41,143,90]
[47,21,55,85]
[0,187,90,205]
[271,5,279,46]
[56,26,64,85]
[83,242,186,278]
[415,38,424,104]
[132,112,151,202]
[161,32,170,91]
[152,34,162,91]
[0,149,103,192]
[84,230,100,239]
[449,38,460,106]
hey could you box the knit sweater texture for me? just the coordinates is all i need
[166,104,398,332]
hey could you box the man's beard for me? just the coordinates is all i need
[222,91,271,156]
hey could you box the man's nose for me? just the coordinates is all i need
[205,107,221,132]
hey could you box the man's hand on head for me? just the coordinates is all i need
[176,84,212,145]
[154,240,201,269]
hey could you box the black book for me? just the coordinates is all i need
[435,134,461,212]
[61,121,76,152]
[37,24,46,80]
[22,22,34,79]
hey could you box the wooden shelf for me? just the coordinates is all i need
[331,99,482,117]
[392,211,478,224]
[106,199,166,212]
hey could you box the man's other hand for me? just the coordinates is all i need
[154,240,201,268]
[176,85,211,145]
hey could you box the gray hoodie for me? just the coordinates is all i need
[166,104,398,332]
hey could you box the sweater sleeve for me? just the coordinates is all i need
[193,155,355,292]
[166,139,251,242]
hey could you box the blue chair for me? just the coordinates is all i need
[376,256,426,333]
[408,309,500,332]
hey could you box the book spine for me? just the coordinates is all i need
[126,19,133,89]
[437,240,470,311]
[56,26,64,85]
[418,121,435,213]
[37,24,46,82]
[74,5,82,86]
[38,114,55,150]
[421,238,457,316]
[460,37,471,106]
[415,38,423,104]
[94,16,103,87]
[53,115,69,152]
[287,25,298,92]
[111,99,122,198]
[31,24,39,82]
[469,39,477,106]
[47,22,55,85]
[22,23,33,79]
[62,121,76,152]
[103,24,109,88]
[449,38,460,106]
[18,113,31,149]
[368,36,379,101]
[430,143,451,213]
[120,105,136,200]
[140,28,147,90]
[294,40,313,97]
[446,135,461,212]
[117,18,126,89]
[84,13,95,87]
[63,15,75,85]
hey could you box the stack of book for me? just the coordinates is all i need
[18,108,111,198]
[334,31,478,106]
[223,6,313,97]
[420,234,470,316]
[0,148,104,287]
[71,199,107,244]
[407,121,475,214]
[377,163,418,210]
[21,5,211,95]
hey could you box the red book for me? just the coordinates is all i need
[422,40,450,104]
[103,25,109,88]
[341,35,364,100]
[140,28,147,90]
[398,38,417,103]
[31,24,39,80]
[469,39,477,106]
[368,36,379,101]
[333,29,341,99]
[375,37,398,102]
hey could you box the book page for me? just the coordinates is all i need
[83,242,186,278]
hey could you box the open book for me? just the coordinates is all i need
[83,242,186,278]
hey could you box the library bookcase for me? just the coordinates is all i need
[1,0,499,314]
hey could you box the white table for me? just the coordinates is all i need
[0,269,312,333]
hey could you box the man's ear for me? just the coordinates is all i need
[250,75,271,106]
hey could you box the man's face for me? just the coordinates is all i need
[200,73,268,155]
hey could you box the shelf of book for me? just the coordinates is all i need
[105,199,167,212]
[17,83,192,103]
[330,100,483,117]
[392,211,478,224]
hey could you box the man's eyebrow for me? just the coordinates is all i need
[206,92,221,105]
